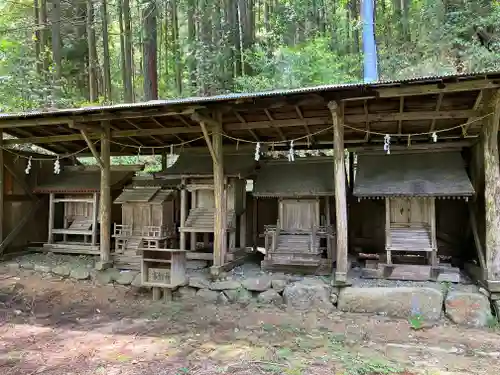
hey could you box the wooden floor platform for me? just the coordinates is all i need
[362,263,461,282]
[41,243,100,255]
[261,258,333,276]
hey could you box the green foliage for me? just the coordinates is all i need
[408,313,424,330]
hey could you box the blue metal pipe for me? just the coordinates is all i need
[361,0,378,82]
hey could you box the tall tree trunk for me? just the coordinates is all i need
[392,0,403,41]
[142,0,158,100]
[87,0,98,101]
[401,0,410,42]
[171,0,182,95]
[199,0,212,94]
[39,0,49,71]
[186,0,196,93]
[34,0,41,74]
[101,0,112,101]
[123,0,133,102]
[50,0,62,80]
[117,0,127,102]
[349,0,360,53]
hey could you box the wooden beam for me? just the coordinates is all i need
[4,163,36,201]
[127,118,163,145]
[376,80,498,97]
[91,192,98,246]
[295,105,314,144]
[349,140,473,153]
[428,93,444,135]
[463,91,484,135]
[80,129,104,168]
[345,110,478,123]
[482,89,500,281]
[99,121,111,265]
[234,110,260,141]
[263,109,286,141]
[211,114,226,275]
[199,122,218,164]
[363,100,370,142]
[328,101,348,283]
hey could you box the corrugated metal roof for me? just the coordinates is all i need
[253,157,335,197]
[34,169,135,193]
[0,70,499,120]
[353,152,475,197]
[156,152,256,178]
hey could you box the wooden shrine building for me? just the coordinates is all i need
[253,158,335,272]
[0,71,500,291]
[155,152,254,267]
[33,165,138,255]
[353,151,475,278]
[112,176,179,270]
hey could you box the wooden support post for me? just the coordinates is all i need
[348,152,354,193]
[240,189,247,250]
[325,196,333,260]
[48,193,55,244]
[180,178,187,251]
[198,117,226,275]
[329,101,348,283]
[99,121,111,265]
[91,192,99,246]
[161,150,167,171]
[190,191,197,250]
[0,130,3,243]
[482,89,500,281]
[152,287,161,301]
[252,196,258,250]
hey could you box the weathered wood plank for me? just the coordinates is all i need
[99,121,111,264]
[329,101,348,283]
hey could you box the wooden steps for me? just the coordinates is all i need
[267,234,322,267]
[181,208,235,232]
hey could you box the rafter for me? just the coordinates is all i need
[126,118,162,145]
[150,117,189,146]
[234,110,260,141]
[462,91,484,135]
[263,109,286,141]
[428,93,444,137]
[397,97,404,135]
[295,105,314,145]
[363,100,370,142]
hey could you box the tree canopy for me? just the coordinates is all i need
[0,0,499,112]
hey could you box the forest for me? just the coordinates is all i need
[0,0,499,112]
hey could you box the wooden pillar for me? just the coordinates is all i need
[161,150,167,171]
[325,196,332,260]
[0,131,4,243]
[252,196,258,250]
[91,192,99,246]
[329,101,348,283]
[482,89,500,282]
[212,122,226,273]
[348,152,354,193]
[190,190,197,250]
[99,121,111,264]
[48,192,55,244]
[240,185,247,249]
[180,178,187,251]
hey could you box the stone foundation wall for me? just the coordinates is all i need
[4,253,498,328]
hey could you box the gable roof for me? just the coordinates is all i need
[353,151,475,198]
[156,152,256,179]
[253,158,335,197]
[34,168,136,193]
[114,187,174,204]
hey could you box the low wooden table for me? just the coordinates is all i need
[138,247,188,301]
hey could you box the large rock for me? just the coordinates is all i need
[176,286,197,299]
[217,292,229,305]
[70,268,90,280]
[131,273,142,288]
[445,291,493,327]
[196,289,219,303]
[52,265,71,277]
[34,264,52,273]
[242,276,272,292]
[283,278,334,311]
[19,260,34,270]
[95,268,120,285]
[257,290,283,305]
[210,280,241,291]
[224,288,252,305]
[115,271,139,286]
[338,287,444,321]
[271,279,287,293]
[189,276,211,289]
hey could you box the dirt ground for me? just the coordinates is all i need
[0,269,499,375]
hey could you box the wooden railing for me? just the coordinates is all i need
[113,224,132,237]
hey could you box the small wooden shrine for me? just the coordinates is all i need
[155,152,255,265]
[252,158,336,272]
[33,165,138,254]
[354,151,475,277]
[113,176,179,270]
